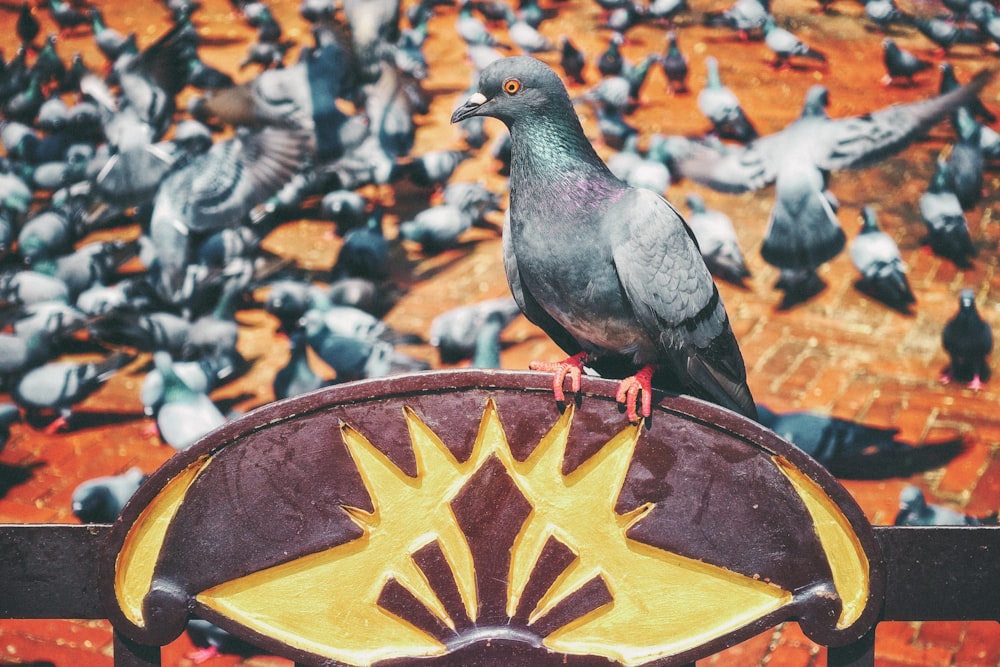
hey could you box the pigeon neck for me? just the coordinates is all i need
[508,113,617,193]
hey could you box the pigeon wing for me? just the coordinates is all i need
[815,70,995,172]
[610,188,755,417]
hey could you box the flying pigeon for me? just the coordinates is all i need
[451,56,756,422]
[940,288,992,390]
[849,206,915,312]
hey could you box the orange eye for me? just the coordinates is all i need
[503,78,521,95]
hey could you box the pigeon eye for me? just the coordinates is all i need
[503,78,522,95]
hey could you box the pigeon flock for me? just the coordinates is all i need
[0,0,996,574]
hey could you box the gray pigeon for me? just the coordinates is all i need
[429,297,522,363]
[920,156,976,267]
[684,193,751,286]
[451,56,756,422]
[13,351,134,432]
[151,350,227,450]
[71,466,146,524]
[895,485,998,526]
[761,16,826,69]
[703,0,771,38]
[849,206,915,312]
[697,56,757,143]
[941,288,992,389]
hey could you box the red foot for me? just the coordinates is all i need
[43,415,69,435]
[186,646,220,664]
[616,365,655,423]
[968,375,983,391]
[529,352,590,404]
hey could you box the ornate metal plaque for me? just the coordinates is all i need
[102,370,883,666]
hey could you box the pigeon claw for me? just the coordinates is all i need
[616,365,655,423]
[968,375,984,391]
[530,352,590,404]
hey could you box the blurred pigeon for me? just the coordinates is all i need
[946,110,986,210]
[429,297,521,363]
[458,1,508,47]
[762,16,826,68]
[273,329,327,399]
[559,36,587,84]
[685,193,751,286]
[660,31,689,94]
[882,38,932,86]
[913,16,982,53]
[330,209,390,280]
[46,0,89,35]
[16,3,40,50]
[850,206,915,311]
[920,156,976,267]
[864,0,913,31]
[13,352,134,433]
[186,619,263,664]
[941,288,992,389]
[399,203,476,252]
[503,6,555,53]
[451,56,756,421]
[703,0,771,38]
[320,189,368,229]
[471,310,507,368]
[698,56,757,142]
[0,269,70,306]
[895,485,998,525]
[151,350,227,450]
[141,352,239,418]
[89,7,133,64]
[71,466,146,524]
[596,33,624,77]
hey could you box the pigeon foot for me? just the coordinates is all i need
[615,365,655,422]
[968,375,983,391]
[530,352,590,404]
[186,646,221,664]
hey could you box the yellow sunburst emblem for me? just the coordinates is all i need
[114,394,871,666]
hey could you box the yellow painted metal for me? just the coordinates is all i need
[115,455,212,627]
[776,456,870,629]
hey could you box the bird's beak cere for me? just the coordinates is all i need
[451,92,488,123]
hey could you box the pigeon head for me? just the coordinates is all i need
[959,288,977,309]
[859,205,879,232]
[450,56,573,128]
[801,85,829,118]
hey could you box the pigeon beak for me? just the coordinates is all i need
[451,92,488,124]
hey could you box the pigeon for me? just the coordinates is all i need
[697,56,757,143]
[13,352,134,433]
[864,0,913,31]
[849,206,915,312]
[16,3,40,50]
[89,7,133,64]
[684,193,751,286]
[273,329,327,399]
[399,203,476,252]
[596,33,624,77]
[71,466,147,524]
[913,16,982,54]
[946,111,986,210]
[186,619,264,663]
[151,350,227,450]
[559,36,587,85]
[330,210,390,280]
[140,352,239,418]
[503,6,555,53]
[940,288,992,389]
[920,156,976,267]
[451,56,756,422]
[46,0,89,35]
[457,1,508,47]
[761,16,827,68]
[429,297,522,363]
[894,485,998,526]
[673,73,994,277]
[660,31,689,94]
[703,0,771,38]
[882,38,932,86]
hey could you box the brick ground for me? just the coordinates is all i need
[2,0,999,664]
